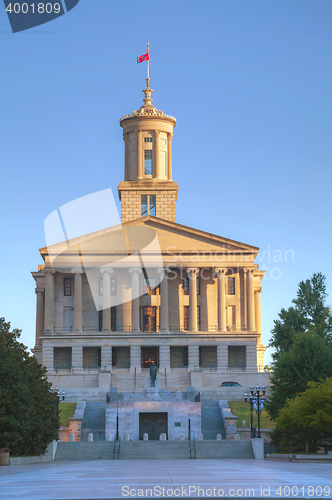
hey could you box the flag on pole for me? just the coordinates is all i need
[137,50,149,63]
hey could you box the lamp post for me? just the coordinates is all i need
[244,385,266,439]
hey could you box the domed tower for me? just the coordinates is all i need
[118,77,178,223]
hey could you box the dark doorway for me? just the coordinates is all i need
[142,347,159,368]
[139,412,168,440]
[143,306,156,332]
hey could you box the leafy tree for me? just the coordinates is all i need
[266,332,332,420]
[269,273,332,361]
[270,378,332,453]
[0,318,60,456]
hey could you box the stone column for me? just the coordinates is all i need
[159,268,169,333]
[137,130,143,179]
[123,132,129,180]
[72,346,83,372]
[44,268,55,333]
[130,345,142,373]
[215,268,227,331]
[187,268,199,331]
[101,346,112,372]
[167,133,173,180]
[42,345,54,373]
[254,287,262,341]
[129,268,141,332]
[101,267,113,332]
[35,289,44,346]
[72,268,83,333]
[159,345,171,373]
[245,268,255,331]
[188,345,199,371]
[154,130,160,178]
[217,345,228,372]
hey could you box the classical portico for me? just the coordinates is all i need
[32,77,268,397]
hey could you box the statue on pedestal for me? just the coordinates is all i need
[150,361,157,387]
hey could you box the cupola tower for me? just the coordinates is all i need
[118,78,178,223]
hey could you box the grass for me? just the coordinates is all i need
[59,402,77,427]
[228,401,276,429]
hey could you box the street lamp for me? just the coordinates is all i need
[244,385,266,439]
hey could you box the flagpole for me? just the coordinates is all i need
[147,40,149,84]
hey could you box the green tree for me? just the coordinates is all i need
[266,332,332,420]
[271,378,332,453]
[269,273,332,361]
[0,318,60,456]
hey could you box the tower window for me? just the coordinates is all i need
[228,277,235,295]
[141,195,156,217]
[141,195,148,216]
[150,195,156,216]
[144,150,152,175]
[144,137,152,143]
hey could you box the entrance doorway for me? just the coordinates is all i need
[142,347,159,368]
[139,412,168,440]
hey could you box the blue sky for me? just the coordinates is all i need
[1,0,332,364]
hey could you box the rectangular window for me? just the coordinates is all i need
[99,278,103,296]
[144,150,152,175]
[64,278,72,296]
[150,195,156,216]
[144,137,152,142]
[141,195,148,216]
[184,306,189,331]
[111,306,116,331]
[99,310,103,332]
[183,277,189,295]
[197,277,200,295]
[112,347,116,367]
[183,347,188,366]
[197,305,201,330]
[111,278,116,296]
[228,277,235,295]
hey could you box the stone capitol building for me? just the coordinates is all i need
[32,76,268,405]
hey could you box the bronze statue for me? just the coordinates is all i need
[150,361,157,387]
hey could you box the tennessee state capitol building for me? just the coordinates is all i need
[32,76,268,399]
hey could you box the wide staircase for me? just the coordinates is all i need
[81,402,106,441]
[201,401,226,440]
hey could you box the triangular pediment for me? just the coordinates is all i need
[39,216,258,269]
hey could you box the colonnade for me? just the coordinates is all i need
[37,266,261,338]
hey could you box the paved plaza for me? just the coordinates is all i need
[0,459,332,500]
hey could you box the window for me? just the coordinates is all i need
[228,277,235,295]
[144,136,152,142]
[64,278,72,296]
[99,310,103,332]
[141,195,148,216]
[197,305,201,330]
[184,306,189,331]
[111,306,116,331]
[99,278,103,296]
[112,347,117,366]
[144,150,152,175]
[150,195,156,216]
[111,278,116,296]
[183,277,189,295]
[197,277,200,295]
[141,194,156,217]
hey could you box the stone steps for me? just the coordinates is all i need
[81,402,106,441]
[201,401,226,440]
[55,440,254,461]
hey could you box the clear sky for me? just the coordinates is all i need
[1,0,332,364]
